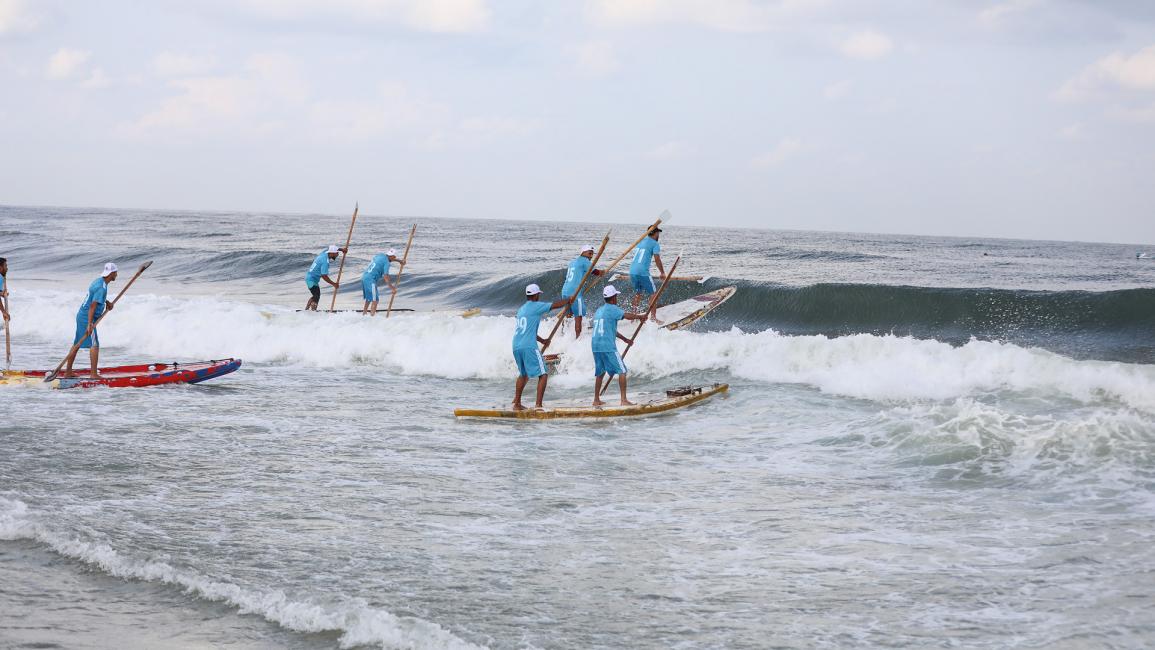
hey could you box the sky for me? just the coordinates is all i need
[1,0,1153,243]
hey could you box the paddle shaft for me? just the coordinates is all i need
[45,261,152,381]
[328,203,359,312]
[540,231,610,354]
[599,255,681,396]
[385,224,417,318]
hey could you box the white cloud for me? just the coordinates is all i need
[45,48,91,80]
[823,79,852,101]
[979,0,1042,28]
[840,30,893,60]
[1058,122,1084,140]
[646,141,694,160]
[752,137,803,167]
[587,0,826,33]
[574,41,619,77]
[152,52,218,77]
[81,68,111,89]
[1058,44,1155,101]
[310,82,449,141]
[238,0,490,33]
[132,53,308,133]
[0,0,39,34]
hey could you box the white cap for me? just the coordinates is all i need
[328,245,340,254]
[603,285,620,298]
[102,262,118,277]
[387,248,397,256]
[580,244,595,254]
[525,283,542,296]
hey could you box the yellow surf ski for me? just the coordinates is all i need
[454,383,728,419]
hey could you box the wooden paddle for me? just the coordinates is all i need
[609,273,706,284]
[385,224,417,318]
[540,230,611,354]
[328,203,359,312]
[599,254,681,397]
[45,261,153,382]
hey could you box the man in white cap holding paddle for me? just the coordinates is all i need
[591,284,647,407]
[512,283,572,410]
[560,244,603,337]
[360,248,402,315]
[63,262,118,378]
[304,245,346,311]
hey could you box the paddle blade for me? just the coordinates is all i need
[139,260,154,272]
[657,209,672,225]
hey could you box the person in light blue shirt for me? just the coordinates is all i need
[0,257,9,325]
[360,248,402,315]
[63,263,118,378]
[591,284,647,406]
[560,244,603,338]
[512,283,572,411]
[628,227,666,323]
[304,245,346,311]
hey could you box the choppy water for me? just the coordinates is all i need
[2,204,1155,648]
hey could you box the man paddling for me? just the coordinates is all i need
[513,283,572,410]
[0,257,9,324]
[360,248,402,315]
[592,285,647,407]
[63,263,117,378]
[304,245,346,311]
[561,244,603,337]
[629,226,665,323]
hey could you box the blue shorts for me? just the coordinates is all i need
[362,276,379,302]
[513,347,548,378]
[566,294,585,317]
[594,350,627,377]
[73,318,99,349]
[631,274,656,294]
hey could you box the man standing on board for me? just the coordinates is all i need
[304,245,346,311]
[64,263,117,378]
[0,257,10,324]
[561,244,603,337]
[592,284,647,407]
[360,248,402,315]
[512,283,572,410]
[629,226,665,324]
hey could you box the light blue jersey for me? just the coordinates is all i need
[629,237,660,277]
[305,251,330,288]
[562,256,591,298]
[513,301,551,351]
[0,275,5,293]
[363,253,392,283]
[77,277,108,320]
[591,304,626,353]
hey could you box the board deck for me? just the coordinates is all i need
[1,359,242,389]
[454,383,728,419]
[658,286,736,330]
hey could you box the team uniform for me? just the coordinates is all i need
[561,255,591,317]
[512,301,551,378]
[629,237,661,294]
[591,303,628,376]
[305,250,331,303]
[361,253,392,302]
[74,277,108,348]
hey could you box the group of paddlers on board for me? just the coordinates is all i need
[2,208,725,413]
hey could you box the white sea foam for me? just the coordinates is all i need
[12,290,1155,413]
[0,497,482,650]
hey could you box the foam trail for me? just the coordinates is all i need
[0,497,483,650]
[12,290,1155,413]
